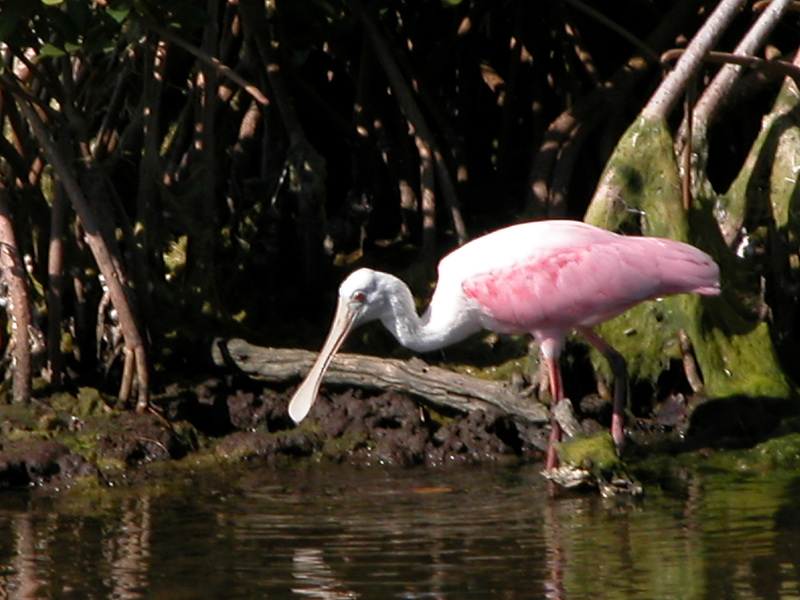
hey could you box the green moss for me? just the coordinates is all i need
[557,432,621,472]
[551,432,642,495]
[584,114,795,404]
[49,387,115,418]
[454,356,527,381]
[720,76,800,235]
[672,433,800,475]
[697,308,791,399]
[592,295,685,385]
[585,117,687,239]
[321,431,370,460]
[754,433,800,468]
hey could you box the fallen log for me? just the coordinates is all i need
[212,338,549,423]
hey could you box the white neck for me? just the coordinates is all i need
[375,274,479,353]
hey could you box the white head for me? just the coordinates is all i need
[337,268,395,327]
[287,268,395,423]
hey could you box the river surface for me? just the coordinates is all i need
[0,460,798,600]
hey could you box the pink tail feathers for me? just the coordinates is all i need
[649,238,721,297]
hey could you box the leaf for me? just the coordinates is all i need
[38,43,67,57]
[41,0,65,5]
[105,6,131,23]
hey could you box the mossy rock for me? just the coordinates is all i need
[549,432,642,496]
[557,431,621,472]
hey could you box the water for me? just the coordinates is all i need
[0,462,798,599]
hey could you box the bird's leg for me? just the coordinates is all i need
[577,327,628,455]
[542,354,564,471]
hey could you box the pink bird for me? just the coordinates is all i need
[288,220,720,470]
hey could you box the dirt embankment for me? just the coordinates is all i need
[0,376,556,492]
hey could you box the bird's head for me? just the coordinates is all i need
[337,268,394,327]
[287,268,392,423]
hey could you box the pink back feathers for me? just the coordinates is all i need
[462,235,719,334]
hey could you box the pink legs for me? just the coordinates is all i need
[541,328,628,471]
[543,353,564,471]
[578,327,627,454]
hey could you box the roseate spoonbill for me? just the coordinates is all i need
[288,220,720,469]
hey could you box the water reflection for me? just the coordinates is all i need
[104,496,151,600]
[292,548,356,599]
[0,464,797,599]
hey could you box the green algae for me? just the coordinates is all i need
[689,432,800,473]
[585,117,688,239]
[550,431,642,495]
[752,433,800,469]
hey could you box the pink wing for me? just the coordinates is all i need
[462,237,719,333]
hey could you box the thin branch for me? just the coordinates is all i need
[662,47,800,90]
[689,0,794,137]
[46,185,67,387]
[135,16,271,107]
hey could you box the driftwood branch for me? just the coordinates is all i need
[213,338,549,424]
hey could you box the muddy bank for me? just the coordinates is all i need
[0,376,547,492]
[0,371,796,494]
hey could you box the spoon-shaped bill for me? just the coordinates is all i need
[288,298,358,423]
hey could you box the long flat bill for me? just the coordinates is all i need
[288,298,357,423]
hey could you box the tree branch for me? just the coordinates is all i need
[686,0,793,142]
[136,16,271,107]
[8,77,150,410]
[0,187,32,404]
[642,0,748,120]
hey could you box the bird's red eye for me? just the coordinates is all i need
[352,291,366,303]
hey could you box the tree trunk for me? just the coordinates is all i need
[46,186,67,387]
